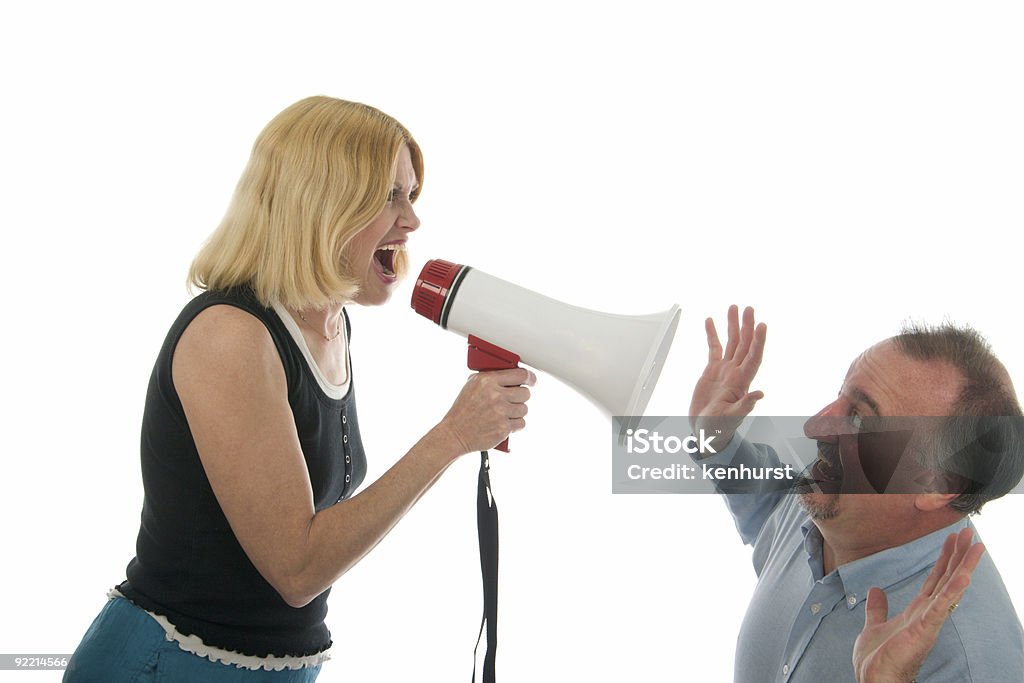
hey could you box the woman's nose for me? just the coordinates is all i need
[400,203,421,232]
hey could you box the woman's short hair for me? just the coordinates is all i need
[188,96,423,309]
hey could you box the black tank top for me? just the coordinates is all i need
[117,286,367,658]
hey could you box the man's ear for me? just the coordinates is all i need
[913,468,969,512]
[914,491,959,512]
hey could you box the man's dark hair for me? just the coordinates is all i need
[894,322,1024,514]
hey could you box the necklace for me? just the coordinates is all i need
[297,310,343,342]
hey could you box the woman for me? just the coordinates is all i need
[65,96,534,681]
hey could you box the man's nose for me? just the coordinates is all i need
[804,400,848,442]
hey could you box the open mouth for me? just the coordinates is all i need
[373,243,405,278]
[795,441,843,493]
[812,444,843,483]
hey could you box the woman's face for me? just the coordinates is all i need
[349,145,420,306]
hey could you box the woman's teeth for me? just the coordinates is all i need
[374,244,404,276]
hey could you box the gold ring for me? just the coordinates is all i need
[948,602,959,615]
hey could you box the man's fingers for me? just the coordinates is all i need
[949,540,986,589]
[932,529,976,597]
[921,533,957,598]
[724,305,740,360]
[920,539,985,633]
[921,572,971,632]
[961,541,986,575]
[732,306,754,361]
[706,317,723,362]
[942,530,972,587]
[864,586,889,629]
[951,528,978,568]
[752,322,767,361]
[732,391,764,415]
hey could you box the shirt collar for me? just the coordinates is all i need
[800,515,971,609]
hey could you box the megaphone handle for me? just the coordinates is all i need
[466,335,514,683]
[467,335,521,453]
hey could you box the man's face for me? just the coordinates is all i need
[799,340,964,524]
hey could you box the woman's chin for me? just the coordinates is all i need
[352,282,396,307]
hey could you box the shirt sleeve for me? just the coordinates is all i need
[693,437,789,547]
[914,553,1024,682]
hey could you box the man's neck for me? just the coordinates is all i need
[819,534,898,576]
[817,514,961,575]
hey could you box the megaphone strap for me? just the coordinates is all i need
[472,450,499,683]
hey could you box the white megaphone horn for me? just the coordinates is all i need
[411,259,680,449]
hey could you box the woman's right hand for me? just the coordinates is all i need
[437,368,536,455]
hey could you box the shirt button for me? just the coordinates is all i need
[345,455,351,463]
[783,664,789,675]
[847,595,857,606]
[345,474,351,483]
[343,434,348,444]
[342,414,347,424]
[810,603,821,615]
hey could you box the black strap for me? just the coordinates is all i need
[473,450,498,683]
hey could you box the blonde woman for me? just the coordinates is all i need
[65,96,534,682]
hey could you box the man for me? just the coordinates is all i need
[690,305,1024,682]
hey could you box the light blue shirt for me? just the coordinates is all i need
[705,439,1024,682]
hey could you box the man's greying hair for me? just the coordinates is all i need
[894,322,1024,514]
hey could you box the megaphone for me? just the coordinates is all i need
[411,258,681,443]
[411,258,680,681]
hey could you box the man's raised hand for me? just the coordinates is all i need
[689,305,767,446]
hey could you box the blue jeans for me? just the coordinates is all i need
[64,597,322,682]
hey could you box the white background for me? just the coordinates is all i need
[1,2,1022,681]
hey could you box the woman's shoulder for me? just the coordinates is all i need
[175,287,276,346]
[185,298,275,346]
[163,288,306,400]
[174,302,280,381]
[184,285,265,316]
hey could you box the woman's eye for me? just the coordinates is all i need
[387,188,413,205]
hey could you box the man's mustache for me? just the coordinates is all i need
[792,440,843,492]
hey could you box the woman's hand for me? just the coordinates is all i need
[436,368,536,455]
[689,305,767,445]
[853,527,985,683]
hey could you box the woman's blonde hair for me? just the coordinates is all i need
[188,96,423,309]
